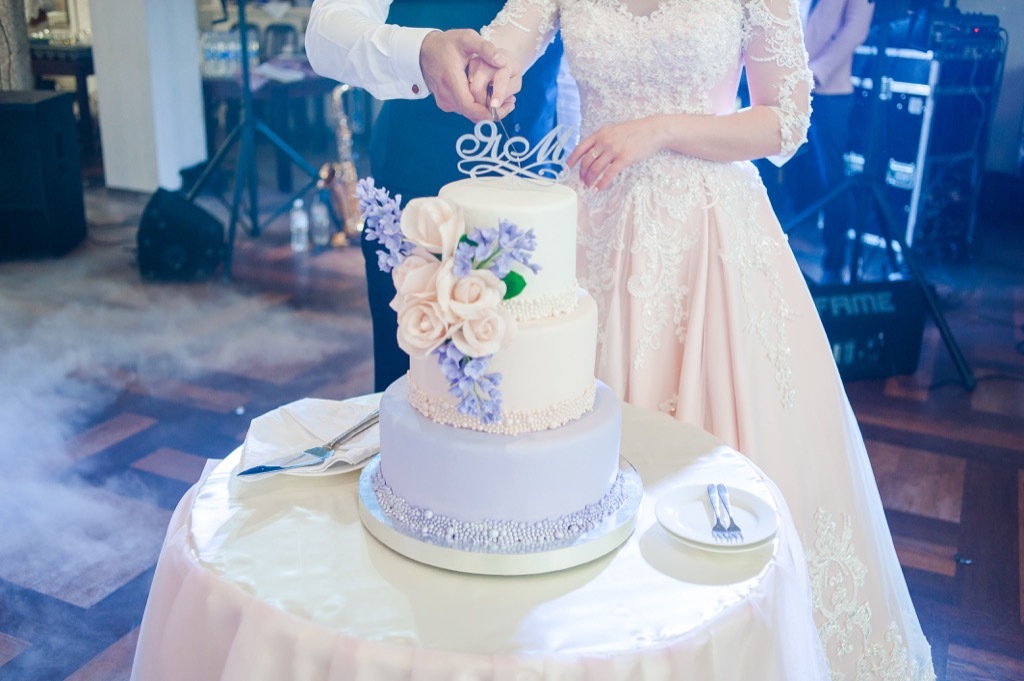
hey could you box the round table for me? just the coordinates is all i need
[131,399,829,680]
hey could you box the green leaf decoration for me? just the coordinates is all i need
[503,271,527,300]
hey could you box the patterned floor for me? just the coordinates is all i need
[0,156,1022,680]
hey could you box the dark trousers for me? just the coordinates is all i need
[808,93,856,272]
[361,189,412,393]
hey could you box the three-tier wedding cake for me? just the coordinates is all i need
[356,123,641,574]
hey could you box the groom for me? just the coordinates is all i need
[306,0,564,392]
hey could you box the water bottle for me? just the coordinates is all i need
[290,199,309,252]
[225,30,240,77]
[310,193,331,248]
[214,32,230,77]
[249,34,261,70]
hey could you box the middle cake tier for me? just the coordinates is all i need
[407,289,599,435]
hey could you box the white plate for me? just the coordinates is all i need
[655,483,778,552]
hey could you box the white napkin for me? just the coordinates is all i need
[238,397,380,478]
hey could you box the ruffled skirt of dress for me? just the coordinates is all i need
[574,157,936,681]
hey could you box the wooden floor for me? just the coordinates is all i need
[0,138,1022,680]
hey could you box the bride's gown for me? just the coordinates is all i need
[485,1,935,678]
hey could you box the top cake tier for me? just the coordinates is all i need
[438,176,578,321]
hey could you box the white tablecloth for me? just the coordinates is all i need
[131,399,829,680]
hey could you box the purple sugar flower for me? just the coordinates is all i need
[498,220,541,275]
[433,339,504,424]
[462,357,489,380]
[436,342,465,382]
[487,251,514,279]
[452,240,476,278]
[468,227,499,263]
[356,177,409,272]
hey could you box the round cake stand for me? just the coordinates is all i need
[357,456,643,576]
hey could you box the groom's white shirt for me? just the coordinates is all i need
[305,0,435,100]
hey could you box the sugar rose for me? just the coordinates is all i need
[395,299,449,359]
[437,267,506,321]
[400,197,465,257]
[390,250,442,312]
[450,306,516,358]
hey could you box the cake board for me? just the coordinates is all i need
[357,456,643,576]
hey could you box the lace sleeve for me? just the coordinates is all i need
[481,0,559,73]
[742,0,814,167]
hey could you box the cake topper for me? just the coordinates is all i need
[456,121,575,182]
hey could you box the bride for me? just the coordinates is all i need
[474,0,935,678]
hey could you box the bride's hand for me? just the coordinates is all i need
[567,117,665,190]
[467,53,520,119]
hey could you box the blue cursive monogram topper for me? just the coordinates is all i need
[456,121,576,182]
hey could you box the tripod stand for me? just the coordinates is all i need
[787,0,975,390]
[186,0,322,277]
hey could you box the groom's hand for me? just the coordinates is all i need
[420,30,507,122]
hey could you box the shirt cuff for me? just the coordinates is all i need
[391,27,437,99]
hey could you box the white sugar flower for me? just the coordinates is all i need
[390,250,442,312]
[450,306,516,358]
[437,267,506,321]
[395,299,450,359]
[400,197,466,257]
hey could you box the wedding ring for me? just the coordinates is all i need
[590,148,600,159]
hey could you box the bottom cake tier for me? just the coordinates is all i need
[378,377,623,526]
[358,455,643,575]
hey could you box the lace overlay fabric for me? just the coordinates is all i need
[808,508,936,681]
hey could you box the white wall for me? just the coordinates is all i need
[88,0,206,192]
[957,0,1023,173]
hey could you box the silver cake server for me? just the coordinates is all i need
[237,408,380,477]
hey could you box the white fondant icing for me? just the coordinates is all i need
[502,282,579,322]
[438,176,578,312]
[379,378,623,524]
[408,291,599,432]
[407,379,595,436]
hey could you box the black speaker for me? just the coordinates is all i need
[137,188,226,280]
[811,278,927,381]
[0,91,86,257]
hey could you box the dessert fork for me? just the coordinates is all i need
[237,408,380,477]
[706,483,729,543]
[716,483,744,543]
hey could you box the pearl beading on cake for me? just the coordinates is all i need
[408,380,597,435]
[503,283,580,322]
[370,466,629,553]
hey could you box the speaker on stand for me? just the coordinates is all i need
[186,0,323,278]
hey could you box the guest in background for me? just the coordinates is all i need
[803,0,875,283]
[305,0,564,392]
